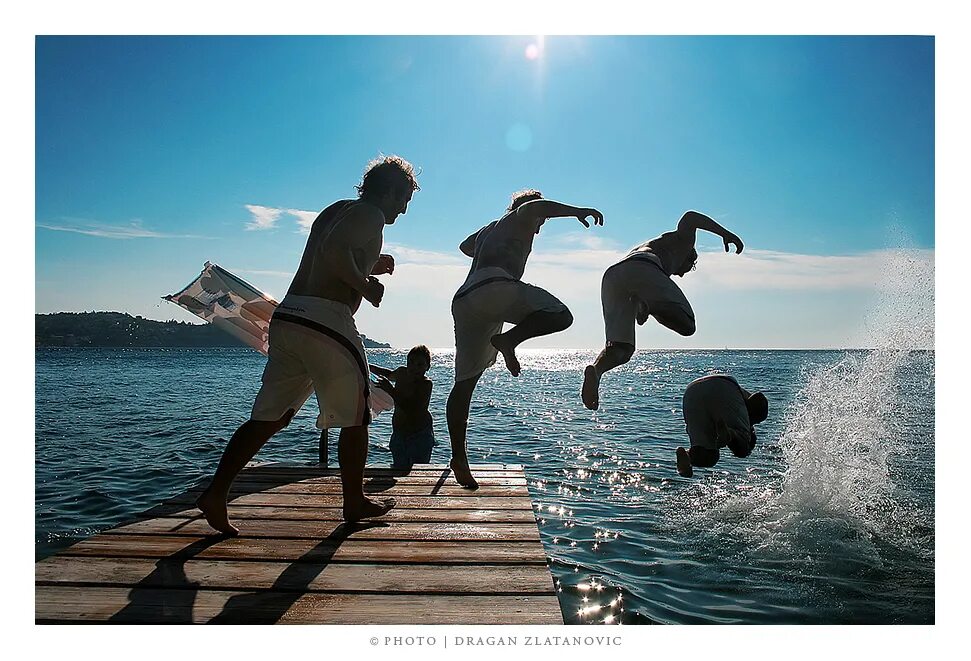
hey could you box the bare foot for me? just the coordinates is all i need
[676,447,693,478]
[196,489,239,536]
[635,301,650,326]
[449,458,479,489]
[581,365,600,410]
[490,333,521,377]
[343,497,396,523]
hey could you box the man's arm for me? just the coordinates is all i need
[459,228,482,258]
[676,211,743,253]
[326,206,386,305]
[515,199,604,228]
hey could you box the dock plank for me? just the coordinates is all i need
[35,463,562,624]
[36,557,555,594]
[36,586,562,624]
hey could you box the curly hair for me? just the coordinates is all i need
[507,188,543,211]
[356,155,421,199]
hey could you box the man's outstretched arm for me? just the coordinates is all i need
[516,199,604,228]
[677,211,743,253]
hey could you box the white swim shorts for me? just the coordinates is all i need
[451,267,567,382]
[251,294,371,429]
[601,254,693,346]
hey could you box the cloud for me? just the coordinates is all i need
[244,204,284,231]
[353,242,935,349]
[288,209,318,233]
[37,219,206,240]
[244,204,320,233]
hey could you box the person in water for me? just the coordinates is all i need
[582,210,744,410]
[370,345,436,469]
[447,189,604,488]
[676,373,769,477]
[196,155,419,534]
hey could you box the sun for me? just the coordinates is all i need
[524,36,545,60]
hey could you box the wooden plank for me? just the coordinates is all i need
[106,518,541,541]
[161,493,535,510]
[142,503,538,523]
[36,557,556,594]
[246,463,524,474]
[36,586,562,624]
[56,534,550,564]
[36,463,562,625]
[228,474,528,486]
[187,483,531,497]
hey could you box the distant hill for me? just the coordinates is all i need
[35,312,391,349]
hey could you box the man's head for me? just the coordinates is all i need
[672,248,699,277]
[406,344,431,377]
[745,391,769,425]
[508,189,543,212]
[356,155,420,224]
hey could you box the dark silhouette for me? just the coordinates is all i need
[582,210,744,410]
[370,345,436,469]
[446,189,603,488]
[34,311,390,348]
[675,373,769,477]
[196,156,419,534]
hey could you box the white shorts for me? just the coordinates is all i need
[251,295,370,429]
[601,255,693,346]
[451,267,567,382]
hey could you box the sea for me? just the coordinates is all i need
[35,343,934,625]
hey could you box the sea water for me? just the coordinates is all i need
[35,344,934,624]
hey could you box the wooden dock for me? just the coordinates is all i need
[35,463,563,624]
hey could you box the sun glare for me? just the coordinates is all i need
[524,36,545,60]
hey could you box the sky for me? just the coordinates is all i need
[35,35,935,349]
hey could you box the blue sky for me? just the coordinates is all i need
[35,36,935,349]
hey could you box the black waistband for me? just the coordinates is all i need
[453,276,518,301]
[271,312,368,380]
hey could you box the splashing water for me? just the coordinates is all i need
[778,238,934,538]
[664,237,934,605]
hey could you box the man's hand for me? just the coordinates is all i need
[723,232,744,254]
[372,253,395,276]
[576,208,604,228]
[363,276,385,307]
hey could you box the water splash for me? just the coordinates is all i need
[778,239,934,540]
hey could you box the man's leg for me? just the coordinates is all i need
[677,445,719,477]
[645,295,696,336]
[491,308,573,376]
[339,424,396,522]
[446,371,484,488]
[197,409,295,535]
[582,342,635,410]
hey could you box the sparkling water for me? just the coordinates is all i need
[35,345,934,624]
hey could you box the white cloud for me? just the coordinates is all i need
[37,219,205,240]
[355,242,935,350]
[287,209,318,233]
[244,204,320,233]
[244,204,284,231]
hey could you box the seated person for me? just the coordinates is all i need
[676,373,769,477]
[370,345,435,469]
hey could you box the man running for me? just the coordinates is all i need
[582,210,744,410]
[447,189,604,487]
[196,155,420,534]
